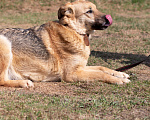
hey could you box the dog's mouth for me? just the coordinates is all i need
[104,15,113,26]
[92,15,113,30]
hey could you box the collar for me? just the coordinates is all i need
[80,34,90,46]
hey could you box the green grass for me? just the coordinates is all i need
[0,12,57,26]
[0,0,149,119]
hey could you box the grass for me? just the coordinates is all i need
[0,0,149,119]
[0,12,57,25]
[0,80,149,119]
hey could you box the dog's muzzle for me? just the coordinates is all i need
[92,15,113,30]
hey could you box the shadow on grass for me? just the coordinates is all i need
[90,50,150,67]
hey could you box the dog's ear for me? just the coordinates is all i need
[58,6,74,19]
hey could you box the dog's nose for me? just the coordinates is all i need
[104,15,113,26]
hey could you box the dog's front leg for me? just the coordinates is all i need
[64,67,130,84]
[86,66,130,79]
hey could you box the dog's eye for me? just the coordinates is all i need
[86,9,93,13]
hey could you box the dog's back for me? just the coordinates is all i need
[0,24,49,60]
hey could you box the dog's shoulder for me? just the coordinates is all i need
[44,21,90,57]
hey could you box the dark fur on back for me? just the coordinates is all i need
[0,24,49,60]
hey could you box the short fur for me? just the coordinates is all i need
[0,0,130,88]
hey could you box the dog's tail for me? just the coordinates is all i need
[115,55,150,72]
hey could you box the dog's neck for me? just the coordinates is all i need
[59,20,93,46]
[59,19,94,36]
[72,27,93,46]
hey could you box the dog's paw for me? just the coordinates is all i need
[21,80,34,88]
[114,78,131,85]
[113,71,130,79]
[119,72,130,79]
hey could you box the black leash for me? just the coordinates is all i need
[115,55,150,72]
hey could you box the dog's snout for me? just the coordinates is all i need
[95,15,112,27]
[92,14,113,30]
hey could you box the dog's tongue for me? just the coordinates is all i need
[105,15,113,26]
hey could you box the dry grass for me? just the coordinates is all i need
[0,0,149,119]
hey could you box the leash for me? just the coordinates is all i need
[115,55,150,72]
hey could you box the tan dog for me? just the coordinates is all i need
[0,0,130,88]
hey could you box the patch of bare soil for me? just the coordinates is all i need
[103,108,150,120]
[2,0,62,14]
[120,108,150,120]
[0,82,79,96]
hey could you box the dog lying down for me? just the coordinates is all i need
[0,0,130,88]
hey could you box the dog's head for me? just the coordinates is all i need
[58,0,112,35]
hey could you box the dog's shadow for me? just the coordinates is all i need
[90,50,150,67]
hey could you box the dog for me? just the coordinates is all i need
[0,0,130,88]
